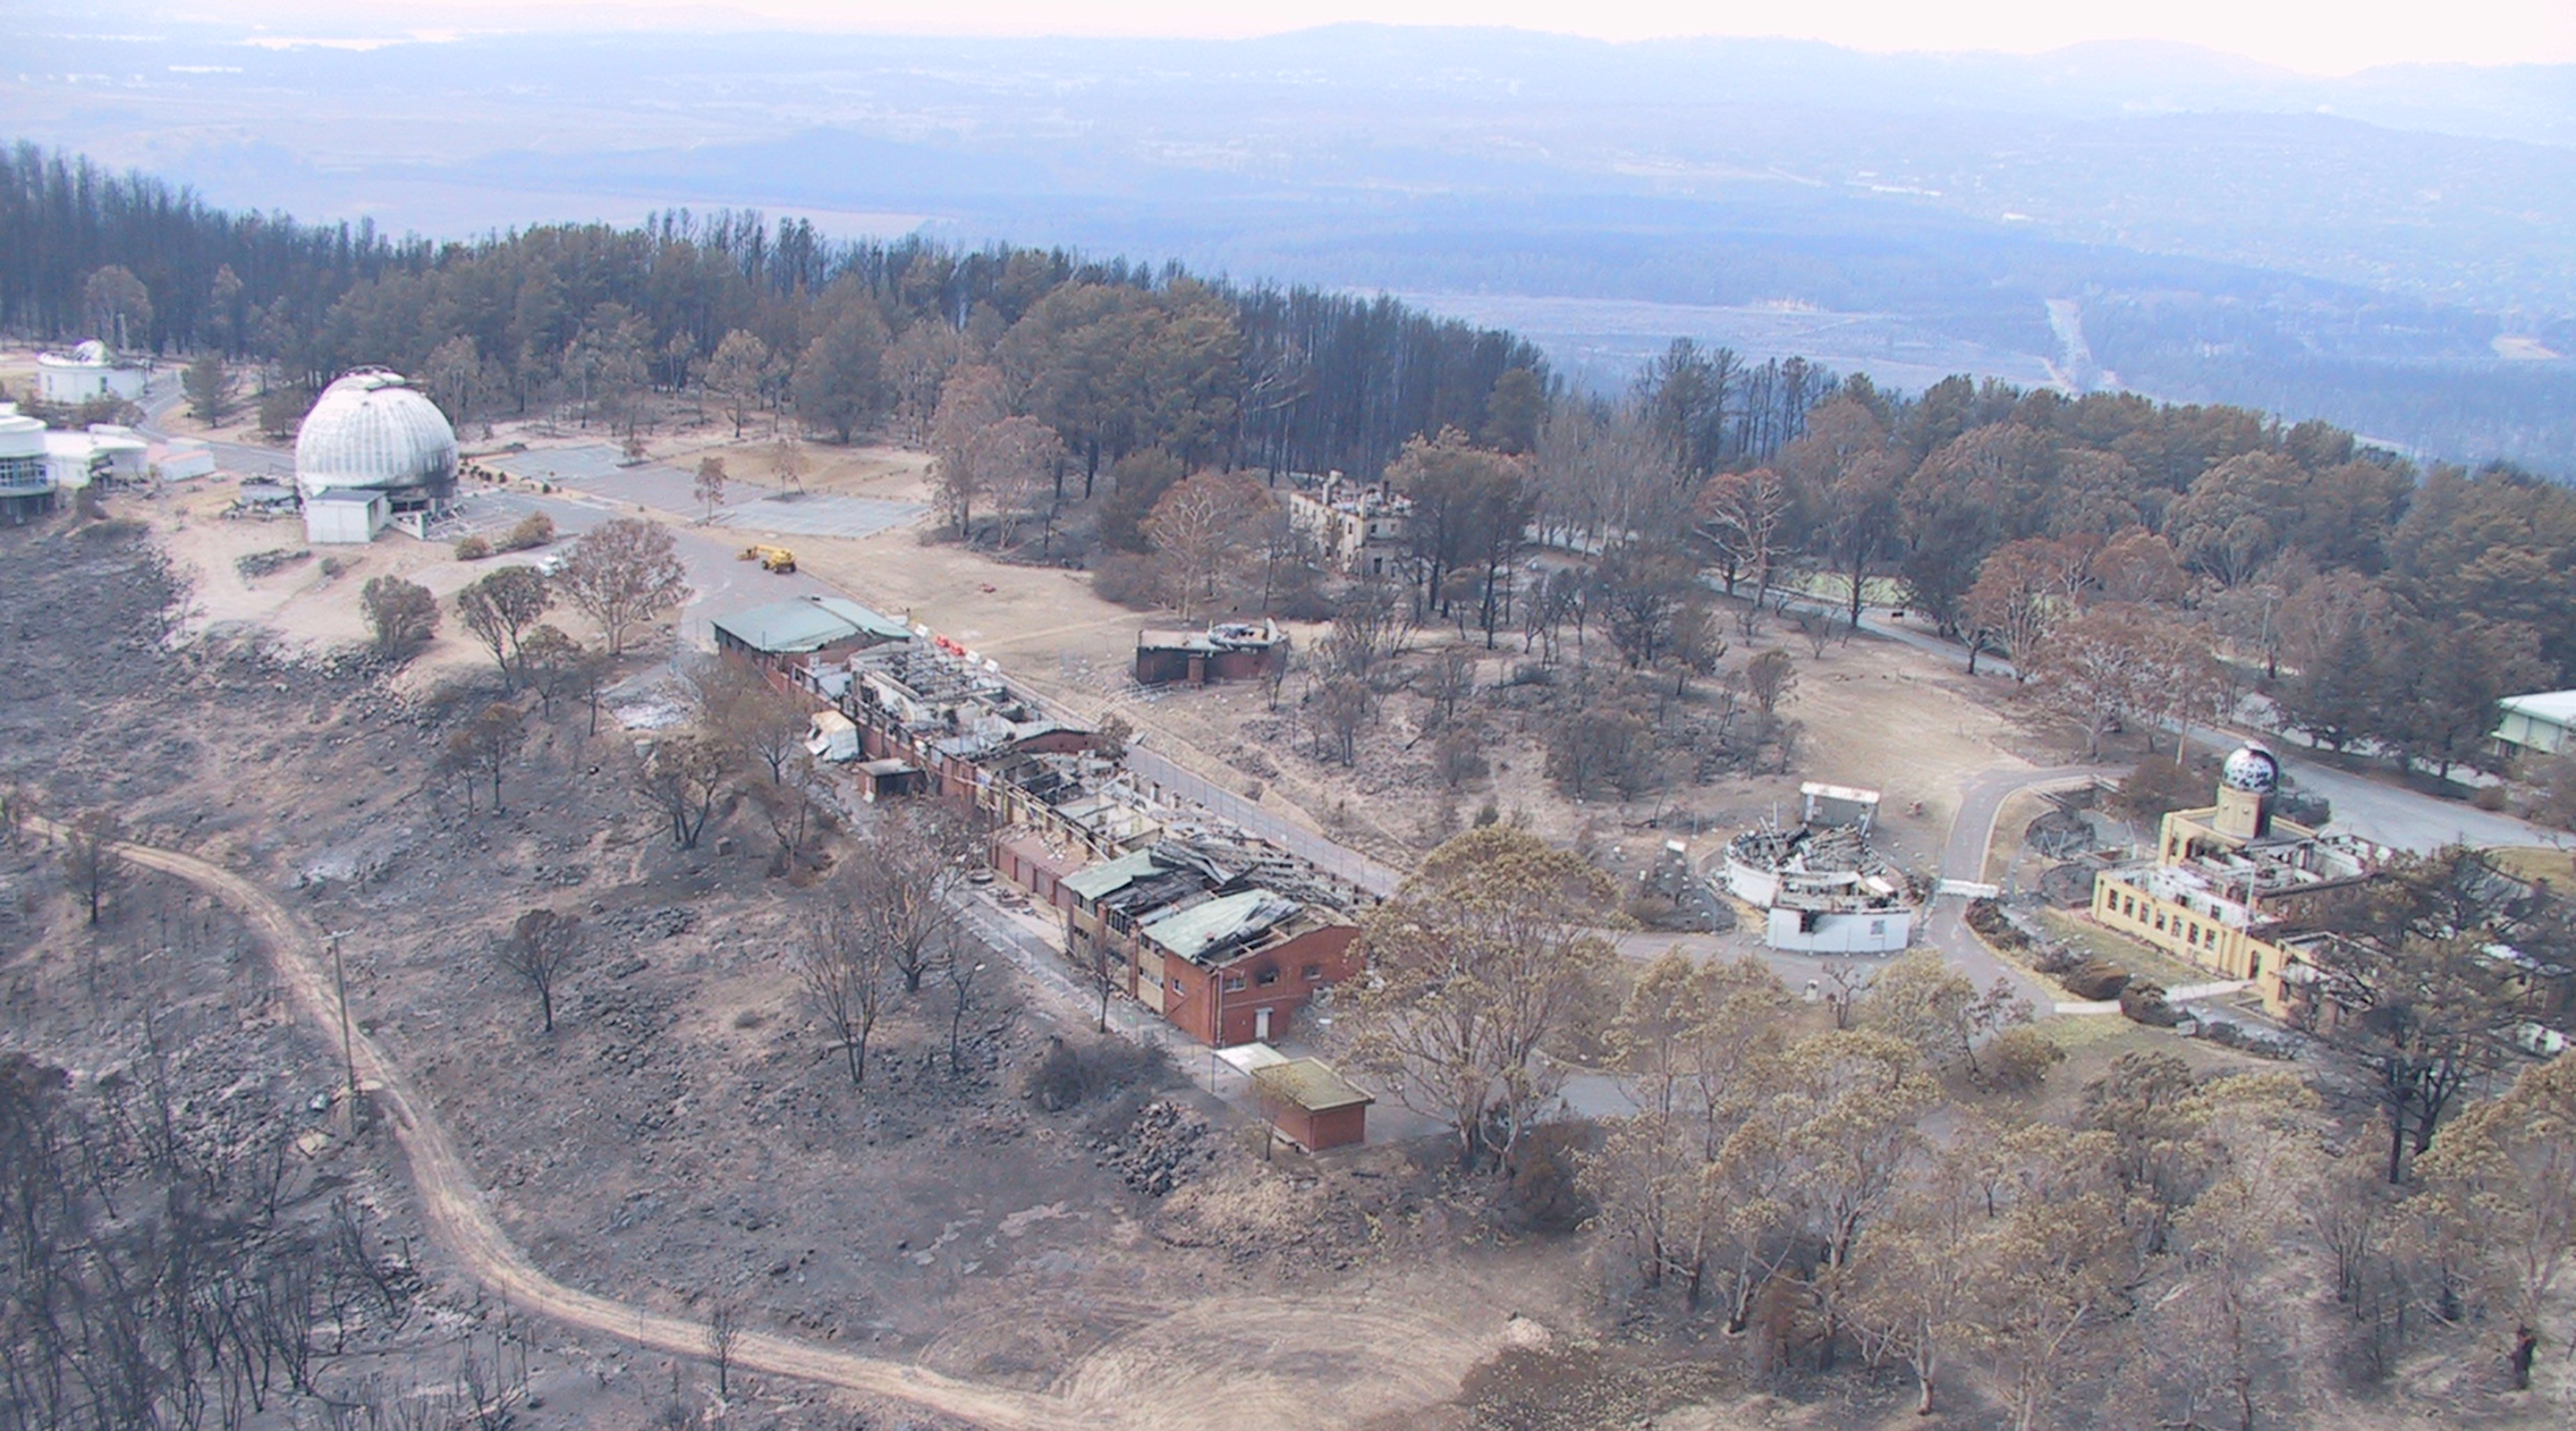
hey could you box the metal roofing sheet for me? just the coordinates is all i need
[1140,887,1299,961]
[2500,690,2576,724]
[712,597,882,654]
[809,596,913,642]
[1063,849,1165,901]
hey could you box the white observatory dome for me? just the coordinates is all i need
[293,368,457,501]
[2221,744,2281,794]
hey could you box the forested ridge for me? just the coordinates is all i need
[8,140,2576,785]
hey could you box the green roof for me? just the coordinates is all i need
[713,596,910,655]
[1253,1058,1374,1113]
[811,597,915,643]
[1063,848,1165,902]
[1140,887,1300,961]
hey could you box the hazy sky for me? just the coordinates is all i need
[211,0,2576,74]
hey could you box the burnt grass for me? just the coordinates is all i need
[0,521,1442,1415]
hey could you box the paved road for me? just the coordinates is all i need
[2175,724,2556,853]
[1924,764,2111,1005]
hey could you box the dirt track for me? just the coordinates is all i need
[37,817,1527,1431]
[36,817,1087,1430]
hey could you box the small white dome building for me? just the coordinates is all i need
[37,340,148,406]
[293,368,457,544]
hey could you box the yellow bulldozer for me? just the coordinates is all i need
[738,544,797,574]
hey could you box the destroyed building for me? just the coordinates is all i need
[712,595,913,679]
[1721,783,1915,953]
[2089,744,2386,1020]
[1283,471,1409,579]
[1132,619,1289,687]
[755,613,1374,1049]
[1060,833,1368,1046]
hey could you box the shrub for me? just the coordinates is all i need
[1986,1026,2065,1090]
[2061,959,2131,1002]
[2470,783,2509,812]
[1434,726,1489,787]
[1090,551,1165,608]
[496,512,555,552]
[2120,980,2180,1026]
[1022,1035,1168,1113]
[453,534,492,561]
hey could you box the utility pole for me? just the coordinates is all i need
[324,928,360,1132]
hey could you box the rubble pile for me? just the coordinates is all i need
[1089,1100,1211,1196]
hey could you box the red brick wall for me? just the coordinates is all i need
[1162,924,1361,1046]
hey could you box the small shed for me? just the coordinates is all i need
[855,758,922,803]
[303,487,389,545]
[1250,1058,1375,1151]
[805,709,861,763]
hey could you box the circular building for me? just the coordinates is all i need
[294,368,457,543]
[2221,744,2282,793]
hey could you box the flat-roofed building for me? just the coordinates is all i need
[2496,690,2576,762]
[711,595,912,673]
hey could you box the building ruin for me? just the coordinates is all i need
[1720,783,1916,953]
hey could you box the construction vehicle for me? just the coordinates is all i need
[738,544,797,573]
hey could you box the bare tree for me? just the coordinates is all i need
[690,655,810,783]
[442,702,528,812]
[1695,465,1793,608]
[702,329,775,439]
[976,415,1069,550]
[555,517,691,656]
[1313,678,1373,766]
[1318,574,1417,683]
[453,567,553,683]
[497,908,582,1033]
[928,364,1008,538]
[516,624,586,720]
[770,435,807,493]
[704,1294,742,1401]
[1421,644,1478,730]
[862,801,975,994]
[0,779,34,851]
[632,733,733,849]
[59,809,126,926]
[691,455,728,522]
[1144,470,1272,618]
[942,951,988,1078]
[794,872,895,1090]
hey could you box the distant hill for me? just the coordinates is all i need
[5,14,2571,470]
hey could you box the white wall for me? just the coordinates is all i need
[38,361,147,406]
[303,495,387,545]
[1764,906,1913,954]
